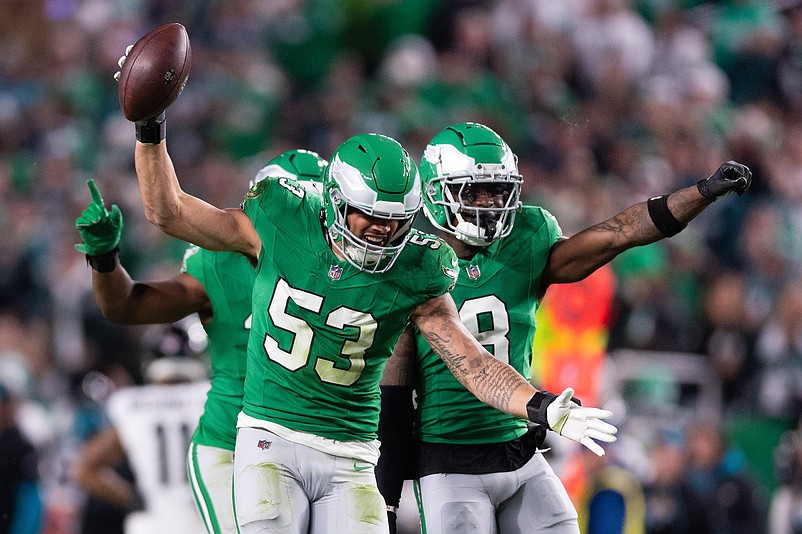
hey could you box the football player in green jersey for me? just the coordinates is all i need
[375,122,753,534]
[75,150,327,534]
[129,98,618,531]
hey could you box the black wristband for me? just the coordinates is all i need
[526,390,557,429]
[647,194,686,238]
[86,247,119,273]
[135,113,166,144]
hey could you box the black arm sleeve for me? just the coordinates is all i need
[375,385,415,508]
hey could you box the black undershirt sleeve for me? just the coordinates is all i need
[375,385,416,509]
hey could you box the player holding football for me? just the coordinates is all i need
[125,90,619,534]
[75,149,327,534]
[375,122,752,533]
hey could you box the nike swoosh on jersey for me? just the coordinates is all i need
[353,463,371,472]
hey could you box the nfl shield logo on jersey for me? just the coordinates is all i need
[257,439,272,450]
[328,265,343,281]
[466,264,481,280]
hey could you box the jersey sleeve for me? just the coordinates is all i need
[425,234,459,298]
[241,177,309,227]
[539,207,563,247]
[180,245,205,284]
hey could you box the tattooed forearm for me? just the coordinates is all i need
[590,202,658,248]
[592,185,713,247]
[424,330,529,414]
[424,331,470,378]
[415,292,535,418]
[472,361,528,412]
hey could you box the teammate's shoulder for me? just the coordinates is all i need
[243,176,315,202]
[241,176,320,215]
[405,229,456,263]
[402,229,458,288]
[518,204,557,225]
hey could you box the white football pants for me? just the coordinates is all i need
[187,442,237,534]
[233,426,389,534]
[415,452,579,534]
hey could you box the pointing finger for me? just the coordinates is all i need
[87,179,106,212]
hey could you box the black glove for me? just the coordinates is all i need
[387,509,397,534]
[697,161,752,199]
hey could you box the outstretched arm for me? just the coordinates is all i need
[135,142,260,258]
[93,266,212,325]
[542,161,752,288]
[411,293,617,455]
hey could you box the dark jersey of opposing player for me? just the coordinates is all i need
[241,177,457,442]
[414,206,562,444]
[182,246,254,451]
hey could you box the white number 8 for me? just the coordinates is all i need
[458,295,510,364]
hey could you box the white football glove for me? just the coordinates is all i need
[529,387,618,456]
[113,44,133,81]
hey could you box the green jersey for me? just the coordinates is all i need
[414,206,562,444]
[182,246,254,450]
[241,177,457,442]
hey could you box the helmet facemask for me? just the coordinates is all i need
[327,188,417,273]
[425,163,522,247]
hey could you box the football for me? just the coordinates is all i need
[117,23,191,122]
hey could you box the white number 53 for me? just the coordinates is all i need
[262,278,377,386]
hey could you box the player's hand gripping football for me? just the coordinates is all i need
[112,44,133,84]
[114,44,166,144]
[527,387,617,456]
[114,23,191,144]
[697,160,752,199]
[75,179,123,256]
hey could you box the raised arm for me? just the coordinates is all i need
[75,179,213,324]
[541,161,752,288]
[411,293,617,455]
[135,141,260,258]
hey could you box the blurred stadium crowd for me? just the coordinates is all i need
[2,0,802,532]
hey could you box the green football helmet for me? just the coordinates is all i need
[323,133,421,273]
[420,122,522,246]
[252,149,328,195]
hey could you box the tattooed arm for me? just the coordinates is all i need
[541,184,713,288]
[411,292,619,454]
[410,293,536,418]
